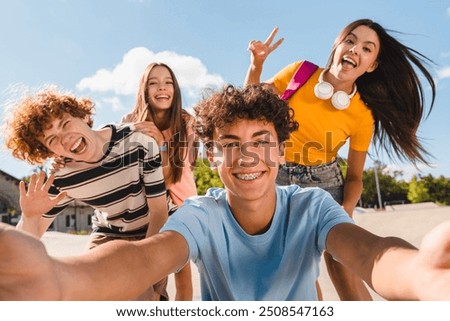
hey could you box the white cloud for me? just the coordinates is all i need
[448,6,450,16]
[76,47,225,99]
[437,66,450,80]
[99,96,126,113]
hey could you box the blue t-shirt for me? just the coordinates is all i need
[161,185,353,300]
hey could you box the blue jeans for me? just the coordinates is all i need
[276,159,344,204]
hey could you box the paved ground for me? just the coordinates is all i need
[42,202,450,301]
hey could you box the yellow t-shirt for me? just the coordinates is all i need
[273,61,375,166]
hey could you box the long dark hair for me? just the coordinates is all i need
[128,62,197,184]
[327,19,436,165]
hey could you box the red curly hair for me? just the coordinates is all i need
[4,88,94,164]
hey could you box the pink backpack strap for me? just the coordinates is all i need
[279,60,318,101]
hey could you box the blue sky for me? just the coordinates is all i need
[1,0,449,181]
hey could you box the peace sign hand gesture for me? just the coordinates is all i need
[248,27,284,66]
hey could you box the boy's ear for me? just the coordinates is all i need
[278,141,286,165]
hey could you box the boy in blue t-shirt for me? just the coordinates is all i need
[1,85,450,300]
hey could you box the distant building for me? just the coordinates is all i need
[0,170,20,225]
[0,170,93,233]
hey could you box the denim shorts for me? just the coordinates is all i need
[276,159,344,204]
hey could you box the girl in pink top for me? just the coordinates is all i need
[122,62,198,301]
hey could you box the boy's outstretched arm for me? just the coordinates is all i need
[326,221,450,300]
[0,223,188,300]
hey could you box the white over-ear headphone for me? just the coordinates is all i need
[314,69,357,110]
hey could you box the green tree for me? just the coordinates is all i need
[430,175,450,205]
[407,175,430,203]
[408,174,450,205]
[337,157,348,178]
[193,159,224,195]
[360,163,409,208]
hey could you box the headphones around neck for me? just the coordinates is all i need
[314,69,357,110]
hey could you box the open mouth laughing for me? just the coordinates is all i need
[155,94,170,100]
[70,137,87,154]
[342,56,356,68]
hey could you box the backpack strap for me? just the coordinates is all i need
[279,60,318,101]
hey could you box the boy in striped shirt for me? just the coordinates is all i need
[4,87,170,300]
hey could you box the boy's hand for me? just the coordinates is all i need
[19,172,67,219]
[413,221,450,300]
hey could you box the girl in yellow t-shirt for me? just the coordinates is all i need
[245,19,435,301]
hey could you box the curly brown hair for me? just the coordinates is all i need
[4,88,94,164]
[194,84,298,146]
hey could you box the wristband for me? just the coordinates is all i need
[159,143,168,152]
